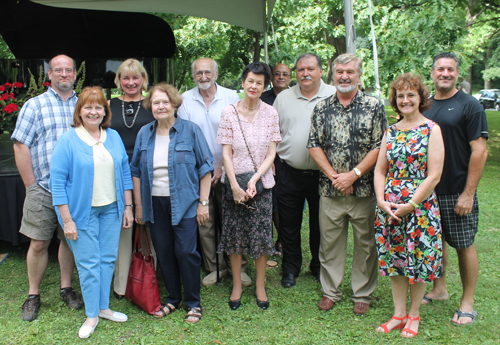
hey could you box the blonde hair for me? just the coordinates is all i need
[114,58,148,92]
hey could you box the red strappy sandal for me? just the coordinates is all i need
[401,314,420,338]
[377,315,408,333]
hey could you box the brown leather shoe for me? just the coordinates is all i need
[353,302,370,315]
[318,296,335,311]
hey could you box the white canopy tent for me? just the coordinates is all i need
[33,0,276,62]
[32,0,276,33]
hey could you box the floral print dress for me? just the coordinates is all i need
[375,121,443,284]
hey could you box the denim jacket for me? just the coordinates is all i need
[130,117,213,225]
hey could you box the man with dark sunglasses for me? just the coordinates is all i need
[261,64,292,106]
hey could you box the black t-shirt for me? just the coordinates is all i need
[260,89,277,106]
[109,97,155,162]
[423,91,488,194]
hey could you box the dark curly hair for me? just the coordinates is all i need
[389,73,432,117]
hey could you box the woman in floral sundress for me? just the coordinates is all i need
[374,73,445,338]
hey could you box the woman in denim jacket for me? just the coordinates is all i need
[131,83,213,323]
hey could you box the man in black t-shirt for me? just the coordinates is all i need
[260,63,291,106]
[423,52,488,325]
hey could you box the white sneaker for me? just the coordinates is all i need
[78,317,98,339]
[202,269,228,286]
[241,272,252,287]
[98,310,128,322]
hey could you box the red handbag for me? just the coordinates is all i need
[125,224,161,315]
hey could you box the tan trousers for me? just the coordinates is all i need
[113,223,157,295]
[319,195,378,304]
[200,182,247,273]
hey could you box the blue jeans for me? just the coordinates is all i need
[65,202,121,318]
[149,196,201,308]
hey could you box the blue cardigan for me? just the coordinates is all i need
[50,127,133,230]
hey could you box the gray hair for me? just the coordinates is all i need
[432,52,460,70]
[191,58,219,78]
[296,53,322,70]
[332,53,363,75]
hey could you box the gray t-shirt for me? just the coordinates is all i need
[273,81,336,170]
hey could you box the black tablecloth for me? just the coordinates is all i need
[0,151,29,245]
[0,174,28,245]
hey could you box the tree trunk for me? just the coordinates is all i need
[253,31,261,62]
[466,0,476,85]
[325,8,346,84]
[485,44,492,89]
[168,59,175,86]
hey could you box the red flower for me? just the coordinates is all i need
[421,128,429,136]
[401,188,409,197]
[392,179,401,186]
[4,82,12,87]
[427,226,435,236]
[2,103,18,113]
[407,156,414,164]
[43,82,51,87]
[424,201,432,210]
[0,85,5,92]
[13,82,23,88]
[395,246,404,253]
[0,94,8,101]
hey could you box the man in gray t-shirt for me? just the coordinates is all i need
[273,53,335,288]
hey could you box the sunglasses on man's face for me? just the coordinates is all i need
[125,102,134,115]
[274,72,289,77]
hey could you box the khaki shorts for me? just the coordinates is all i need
[20,182,64,241]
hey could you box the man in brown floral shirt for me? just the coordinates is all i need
[308,53,388,315]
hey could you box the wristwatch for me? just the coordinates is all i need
[198,200,209,206]
[353,167,361,177]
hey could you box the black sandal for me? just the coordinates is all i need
[154,302,182,319]
[185,307,202,324]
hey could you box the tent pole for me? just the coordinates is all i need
[344,0,356,54]
[265,31,268,64]
[368,0,380,99]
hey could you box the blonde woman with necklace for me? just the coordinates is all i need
[109,59,156,300]
[216,62,282,310]
[131,83,213,323]
[51,87,133,338]
[374,73,445,338]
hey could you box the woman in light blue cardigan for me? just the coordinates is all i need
[50,87,133,339]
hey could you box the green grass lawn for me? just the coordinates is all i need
[0,110,499,344]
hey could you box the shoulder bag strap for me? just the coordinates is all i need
[230,103,259,172]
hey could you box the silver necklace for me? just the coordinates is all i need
[121,95,142,129]
[242,100,261,110]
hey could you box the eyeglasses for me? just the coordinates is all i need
[196,70,213,77]
[239,201,258,211]
[274,72,289,77]
[125,102,134,115]
[52,68,75,75]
